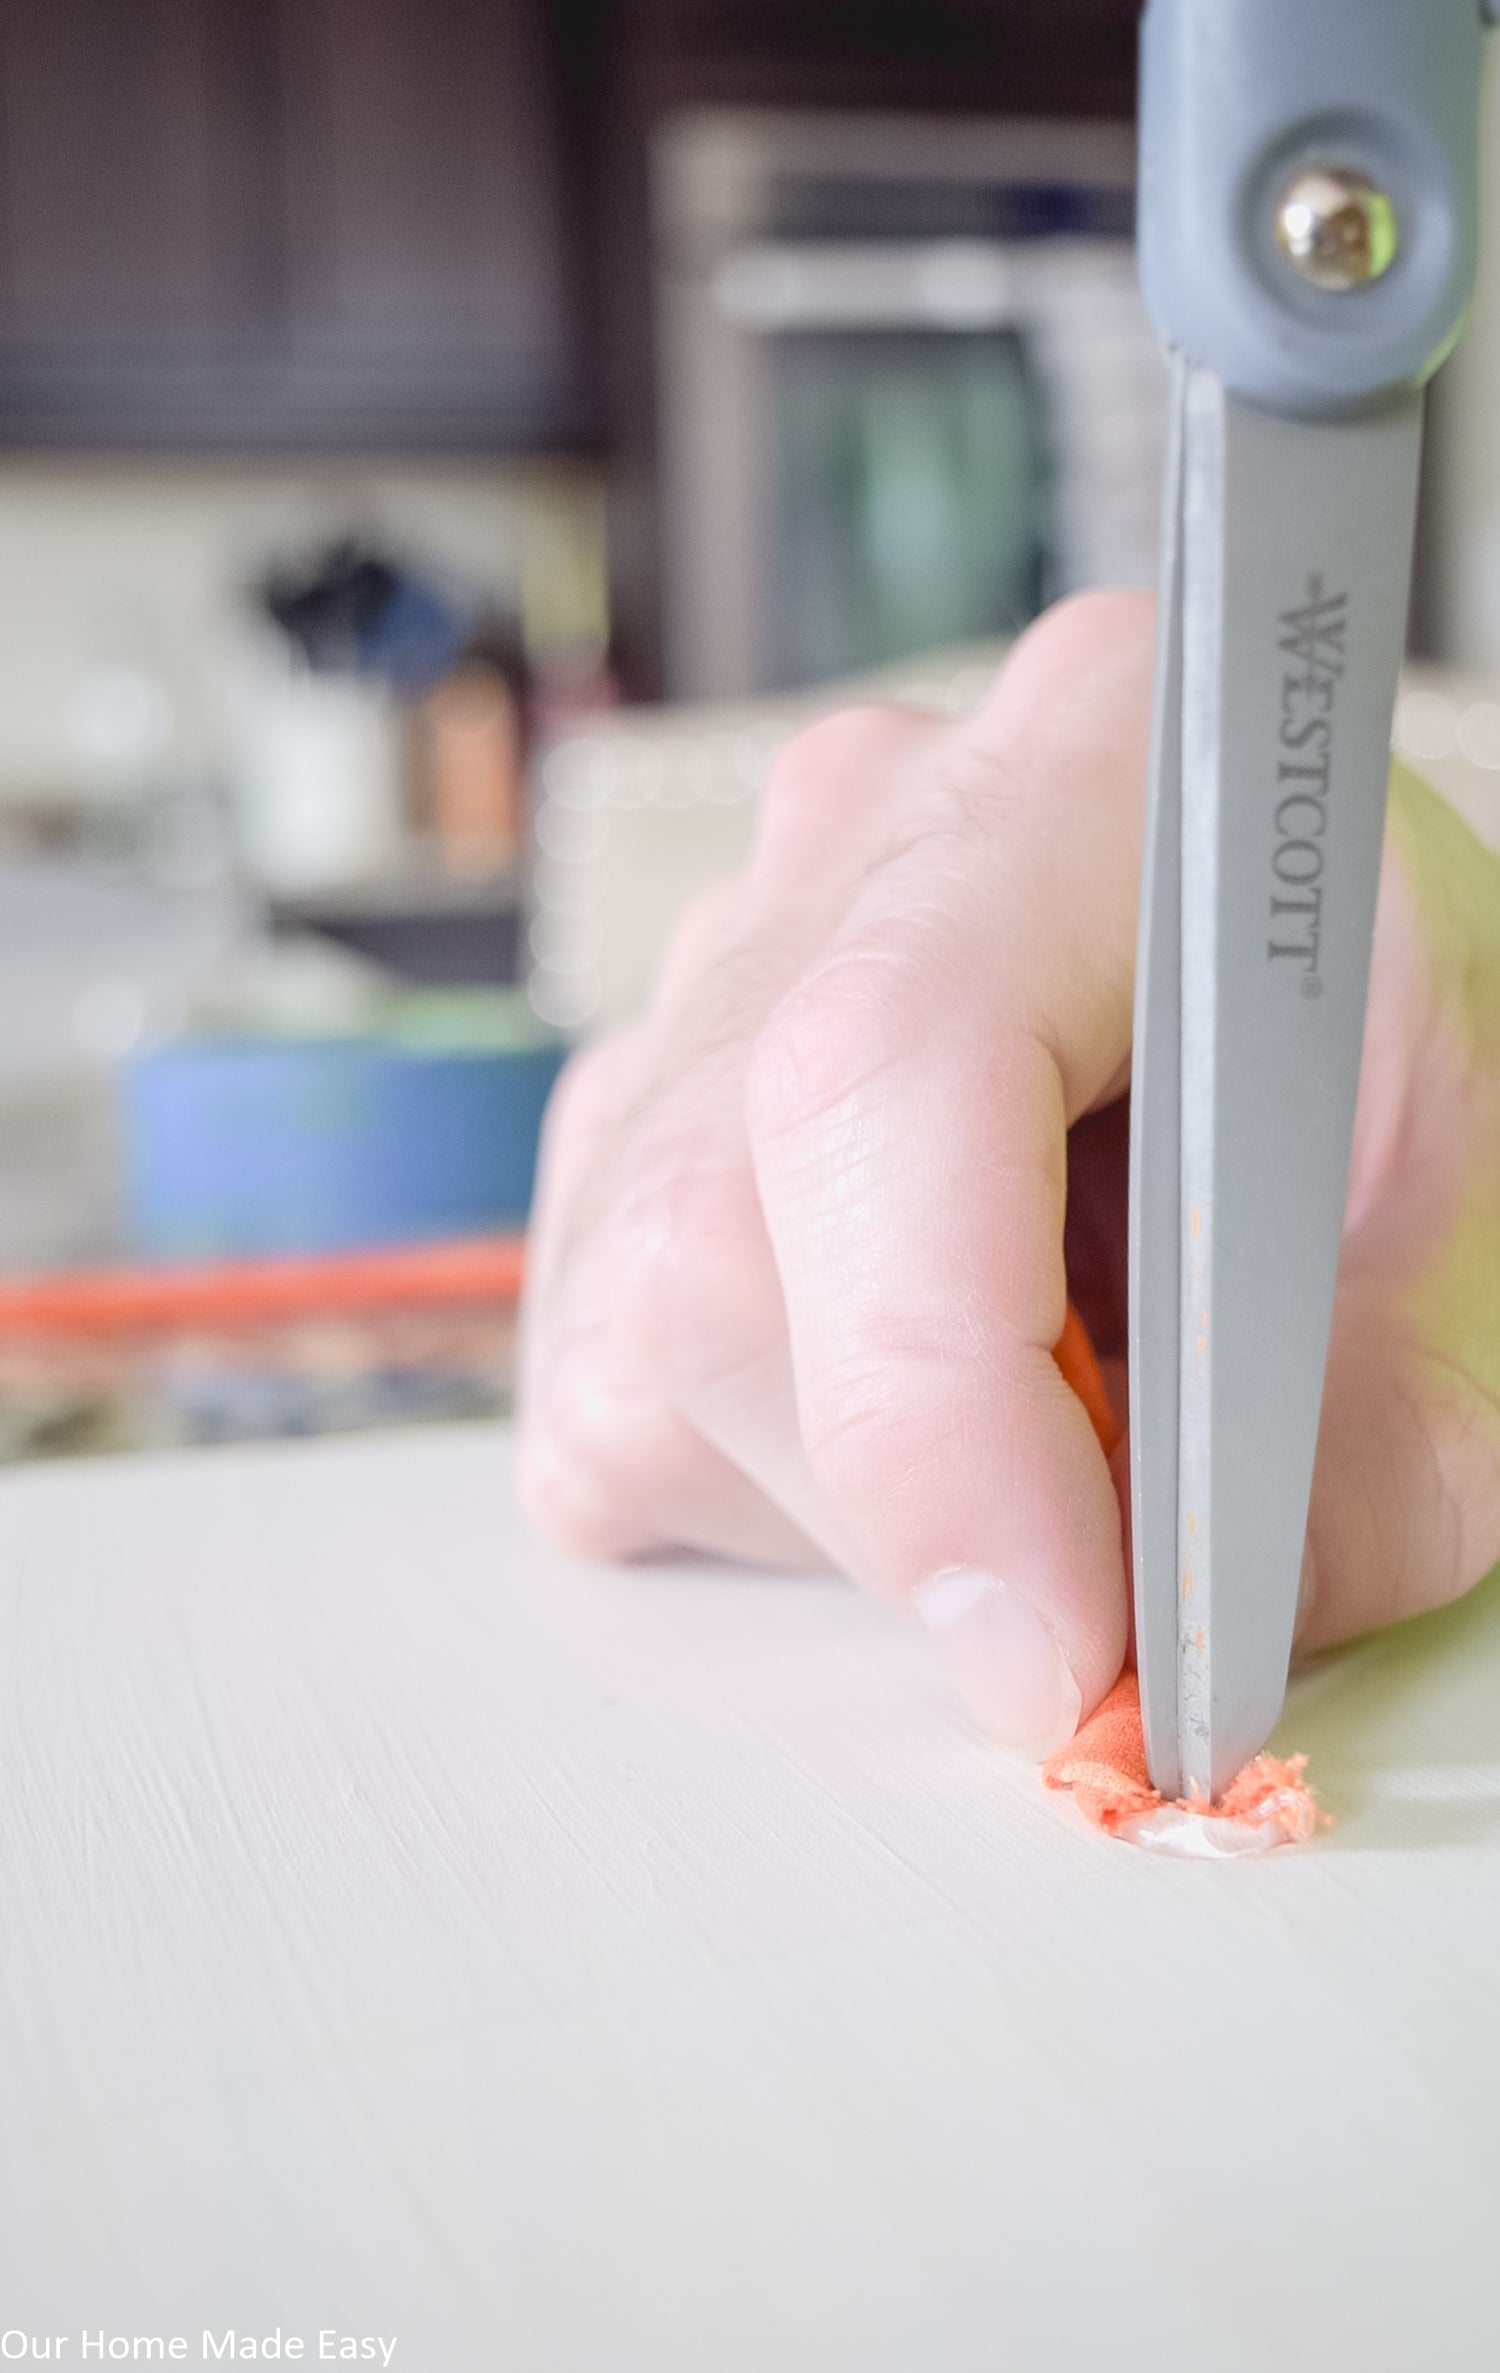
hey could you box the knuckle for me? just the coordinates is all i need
[1011,586,1157,678]
[765,704,897,807]
[803,1379,901,1509]
[530,1062,587,1204]
[754,703,913,875]
[1050,583,1156,641]
[547,1034,618,1130]
[535,1034,630,1185]
[517,1354,670,1562]
[798,1353,953,1549]
[980,591,1157,786]
[746,956,915,1150]
[615,1157,770,1395]
[652,876,743,1011]
[514,1418,629,1561]
[932,714,1032,831]
[676,873,740,952]
[542,1356,633,1489]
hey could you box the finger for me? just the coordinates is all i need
[551,718,944,1569]
[523,1138,838,1577]
[616,1136,865,1572]
[517,1352,833,1572]
[746,590,1157,1754]
[522,1037,836,1574]
[750,992,1128,1752]
[523,1027,650,1311]
[744,702,941,929]
[650,876,746,1023]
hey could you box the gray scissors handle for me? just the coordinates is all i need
[1139,0,1485,423]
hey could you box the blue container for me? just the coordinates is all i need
[122,1027,566,1260]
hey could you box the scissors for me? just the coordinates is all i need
[1129,0,1492,1800]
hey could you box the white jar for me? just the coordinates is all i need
[233,670,405,894]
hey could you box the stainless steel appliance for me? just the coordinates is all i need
[652,110,1167,700]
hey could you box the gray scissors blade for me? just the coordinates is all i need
[1130,358,1424,1802]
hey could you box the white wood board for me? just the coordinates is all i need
[3,1423,1499,2369]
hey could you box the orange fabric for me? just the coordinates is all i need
[1048,1304,1327,1848]
[1053,1301,1121,1457]
[1043,1669,1328,1845]
[1042,1671,1159,1831]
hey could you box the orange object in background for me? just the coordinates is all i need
[0,1234,527,1338]
[418,665,525,874]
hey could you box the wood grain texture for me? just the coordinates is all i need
[3,1424,1499,2366]
[0,0,595,451]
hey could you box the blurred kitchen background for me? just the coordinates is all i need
[0,0,1497,1459]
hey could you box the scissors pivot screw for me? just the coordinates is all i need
[1274,168,1399,292]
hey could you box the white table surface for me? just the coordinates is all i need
[4,1423,1500,2370]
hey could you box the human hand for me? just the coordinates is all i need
[518,592,1500,1755]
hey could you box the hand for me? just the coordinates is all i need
[517,592,1500,1755]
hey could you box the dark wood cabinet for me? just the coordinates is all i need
[0,0,1138,465]
[0,0,594,448]
[0,0,228,338]
[618,0,1138,113]
[272,0,588,443]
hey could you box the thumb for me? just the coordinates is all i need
[1299,793,1500,1647]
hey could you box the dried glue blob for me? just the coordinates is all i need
[1042,1673,1328,1857]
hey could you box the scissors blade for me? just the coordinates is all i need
[1130,359,1424,1802]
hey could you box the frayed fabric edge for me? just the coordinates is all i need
[1042,1673,1330,1856]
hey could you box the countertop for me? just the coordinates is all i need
[4,1423,1499,2368]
